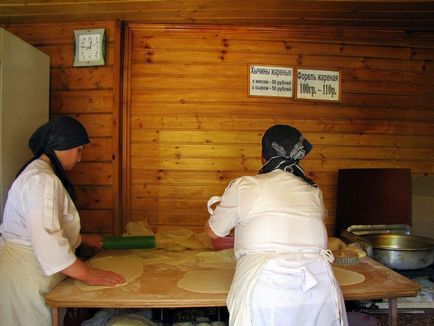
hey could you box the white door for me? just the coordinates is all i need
[0,28,49,220]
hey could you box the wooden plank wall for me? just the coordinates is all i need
[3,21,122,235]
[124,24,434,236]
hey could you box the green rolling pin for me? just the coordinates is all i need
[102,235,155,249]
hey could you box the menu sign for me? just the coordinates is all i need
[296,68,340,101]
[249,65,293,98]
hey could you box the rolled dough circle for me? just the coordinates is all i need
[332,266,365,286]
[75,255,144,290]
[177,269,235,293]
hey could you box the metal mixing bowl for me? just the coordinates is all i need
[363,234,434,270]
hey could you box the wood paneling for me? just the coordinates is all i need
[3,19,434,237]
[123,24,434,235]
[1,1,434,31]
[51,90,114,114]
[79,210,114,233]
[4,21,122,235]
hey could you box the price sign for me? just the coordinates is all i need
[249,65,293,98]
[296,68,340,101]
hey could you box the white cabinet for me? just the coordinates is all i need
[0,28,49,219]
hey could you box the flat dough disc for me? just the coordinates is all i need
[177,269,235,293]
[75,255,144,290]
[195,249,236,269]
[332,266,365,286]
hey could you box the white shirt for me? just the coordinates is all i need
[208,170,347,326]
[208,169,328,260]
[0,159,80,275]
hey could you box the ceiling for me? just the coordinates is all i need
[1,0,434,30]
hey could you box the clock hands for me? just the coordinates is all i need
[80,38,93,50]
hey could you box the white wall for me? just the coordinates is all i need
[412,175,434,239]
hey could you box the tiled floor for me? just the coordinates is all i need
[359,309,434,326]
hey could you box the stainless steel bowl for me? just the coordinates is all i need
[363,234,434,270]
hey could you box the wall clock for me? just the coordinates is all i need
[73,28,105,67]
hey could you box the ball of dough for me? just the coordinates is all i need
[327,237,347,251]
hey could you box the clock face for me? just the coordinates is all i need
[78,34,101,62]
[73,28,105,67]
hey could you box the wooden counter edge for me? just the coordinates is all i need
[337,256,421,301]
[45,298,228,309]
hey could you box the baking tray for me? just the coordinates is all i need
[347,224,412,236]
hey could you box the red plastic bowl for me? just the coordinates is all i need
[211,236,234,250]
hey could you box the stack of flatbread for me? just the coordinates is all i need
[327,237,367,258]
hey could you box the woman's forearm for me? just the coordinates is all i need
[61,258,90,282]
[61,258,125,286]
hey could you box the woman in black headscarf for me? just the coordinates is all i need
[0,116,124,326]
[205,124,348,326]
[258,124,315,185]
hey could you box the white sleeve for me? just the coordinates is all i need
[208,178,241,237]
[317,189,328,221]
[24,173,77,275]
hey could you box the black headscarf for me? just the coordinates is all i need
[16,116,90,202]
[258,124,316,186]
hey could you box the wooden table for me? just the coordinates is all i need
[45,249,421,326]
[333,256,421,326]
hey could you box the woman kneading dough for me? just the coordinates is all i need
[205,124,348,326]
[0,116,125,326]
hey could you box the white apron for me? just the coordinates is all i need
[0,242,66,326]
[227,249,348,326]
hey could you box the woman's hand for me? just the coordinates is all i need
[84,267,126,286]
[62,259,125,287]
[81,234,103,249]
